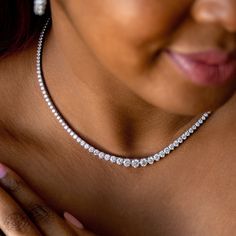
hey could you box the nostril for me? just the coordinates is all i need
[192,1,236,32]
[192,2,223,23]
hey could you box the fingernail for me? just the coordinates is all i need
[64,211,84,229]
[0,163,7,179]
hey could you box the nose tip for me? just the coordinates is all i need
[192,0,236,32]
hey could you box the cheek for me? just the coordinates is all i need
[59,0,236,114]
[101,0,190,45]
[65,0,190,76]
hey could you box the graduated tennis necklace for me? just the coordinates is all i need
[36,18,212,168]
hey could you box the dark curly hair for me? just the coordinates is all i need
[0,0,51,59]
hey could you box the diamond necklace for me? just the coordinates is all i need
[36,18,212,168]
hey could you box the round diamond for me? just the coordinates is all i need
[185,131,190,137]
[89,147,94,153]
[110,156,117,163]
[198,119,203,124]
[98,152,105,159]
[173,140,179,147]
[189,128,194,133]
[84,143,90,149]
[169,144,175,150]
[104,154,111,161]
[147,156,154,164]
[80,140,85,146]
[164,147,170,154]
[93,149,99,155]
[159,151,165,158]
[76,137,81,143]
[140,159,148,167]
[131,159,140,168]
[69,131,74,136]
[123,159,131,167]
[177,137,183,143]
[116,158,123,165]
[154,153,161,161]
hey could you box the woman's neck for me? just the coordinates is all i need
[40,14,197,157]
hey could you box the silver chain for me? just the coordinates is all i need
[36,18,212,168]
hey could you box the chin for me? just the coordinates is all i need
[137,78,236,116]
[135,56,236,116]
[150,96,232,116]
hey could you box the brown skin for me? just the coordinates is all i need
[0,0,236,235]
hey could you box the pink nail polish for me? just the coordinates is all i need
[0,163,7,179]
[64,212,84,229]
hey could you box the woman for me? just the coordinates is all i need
[0,0,235,235]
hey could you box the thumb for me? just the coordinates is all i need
[63,211,96,235]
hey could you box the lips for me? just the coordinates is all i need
[166,49,236,86]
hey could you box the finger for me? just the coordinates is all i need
[0,163,77,235]
[64,212,98,236]
[0,185,41,235]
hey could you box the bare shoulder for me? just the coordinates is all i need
[213,97,236,233]
[0,42,36,123]
[216,92,236,134]
[208,92,236,165]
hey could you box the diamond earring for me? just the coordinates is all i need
[34,0,47,16]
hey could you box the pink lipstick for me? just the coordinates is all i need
[166,49,236,86]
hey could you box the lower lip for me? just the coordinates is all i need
[166,51,236,86]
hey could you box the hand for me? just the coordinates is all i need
[0,162,97,236]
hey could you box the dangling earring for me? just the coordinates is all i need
[34,0,47,16]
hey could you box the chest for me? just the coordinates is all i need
[0,128,235,236]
